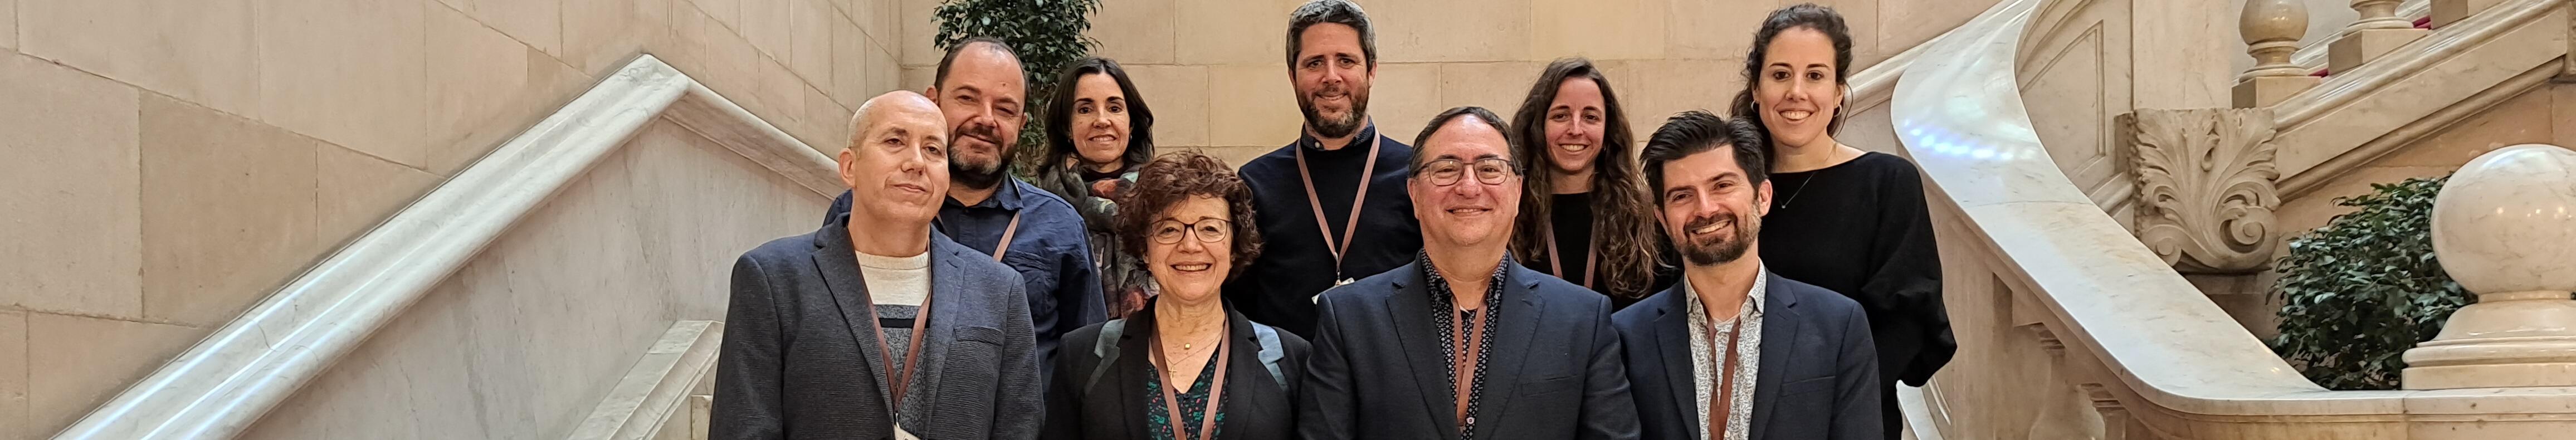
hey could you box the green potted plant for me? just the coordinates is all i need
[2268,175,2472,390]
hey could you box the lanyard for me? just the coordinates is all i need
[858,282,935,423]
[1292,138,1381,282]
[1448,302,1495,436]
[1706,316,1745,440]
[1541,226,1599,290]
[1149,326,1232,440]
[990,212,1022,262]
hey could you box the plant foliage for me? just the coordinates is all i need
[2268,175,2471,390]
[931,0,1100,177]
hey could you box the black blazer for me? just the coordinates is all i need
[1611,273,1881,440]
[1296,261,1641,440]
[1043,299,1312,440]
[711,214,1044,439]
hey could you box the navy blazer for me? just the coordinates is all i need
[1611,273,1881,440]
[711,213,1044,439]
[1296,260,1641,440]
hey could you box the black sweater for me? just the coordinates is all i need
[1756,151,1955,387]
[1224,126,1422,338]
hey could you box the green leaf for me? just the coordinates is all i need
[2268,175,2465,390]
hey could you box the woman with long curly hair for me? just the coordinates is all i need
[1507,57,1675,309]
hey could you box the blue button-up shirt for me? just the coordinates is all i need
[828,179,1106,377]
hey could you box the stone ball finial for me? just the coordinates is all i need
[2434,144,2576,295]
[2240,0,2313,79]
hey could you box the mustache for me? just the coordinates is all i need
[955,121,1002,144]
[1684,213,1730,232]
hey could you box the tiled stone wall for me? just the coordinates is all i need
[0,0,901,436]
[894,0,2003,165]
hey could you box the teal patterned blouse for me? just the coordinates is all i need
[1144,354,1226,439]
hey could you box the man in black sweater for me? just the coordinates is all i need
[1227,0,1424,338]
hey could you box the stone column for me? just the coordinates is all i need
[2431,0,2512,28]
[2401,144,2576,389]
[2235,0,2321,107]
[2327,0,2431,73]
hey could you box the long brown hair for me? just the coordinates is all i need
[1507,58,1666,299]
[1729,3,1855,148]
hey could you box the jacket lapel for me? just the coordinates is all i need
[1650,286,1701,440]
[1474,268,1546,432]
[1382,263,1461,438]
[1116,306,1157,439]
[913,237,972,426]
[809,217,899,410]
[1748,273,1804,440]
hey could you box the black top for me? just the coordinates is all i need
[1044,299,1313,440]
[1521,192,1674,310]
[1754,151,1954,388]
[1227,125,1423,337]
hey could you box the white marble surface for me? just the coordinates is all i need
[2432,144,2576,294]
[52,56,838,440]
[2270,0,2567,187]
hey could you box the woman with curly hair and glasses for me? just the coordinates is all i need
[1044,151,1313,440]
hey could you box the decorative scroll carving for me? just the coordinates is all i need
[2127,109,2284,274]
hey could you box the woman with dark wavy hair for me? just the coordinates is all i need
[1506,57,1674,310]
[1043,151,1311,440]
[1731,4,1953,439]
[1035,57,1160,318]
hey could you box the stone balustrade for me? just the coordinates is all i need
[2402,144,2576,389]
[2236,0,2322,107]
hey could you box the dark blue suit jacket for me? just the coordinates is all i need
[1611,272,1881,440]
[1297,260,1640,440]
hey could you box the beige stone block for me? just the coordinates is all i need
[437,0,564,56]
[663,2,764,108]
[1180,145,1279,169]
[0,310,28,440]
[803,84,853,154]
[693,0,743,30]
[18,0,257,116]
[2275,165,2455,234]
[2378,88,2555,167]
[2558,84,2576,149]
[866,41,902,96]
[139,94,321,326]
[750,57,811,132]
[1365,62,1442,140]
[430,4,593,176]
[861,0,898,44]
[318,145,442,247]
[2231,75,2320,108]
[1807,0,1884,69]
[27,313,202,432]
[257,0,430,168]
[831,15,869,109]
[1122,64,1211,148]
[1880,0,1993,60]
[1364,0,1529,62]
[1089,0,1177,65]
[1174,0,1300,66]
[0,0,16,50]
[565,0,672,73]
[1437,61,1546,118]
[744,0,793,61]
[2431,0,2510,28]
[900,65,936,93]
[2328,28,2430,74]
[1597,58,1739,139]
[790,0,836,87]
[1206,63,1306,148]
[898,0,939,66]
[1529,0,1666,61]
[2129,0,2236,109]
[0,53,143,318]
[1666,0,1772,61]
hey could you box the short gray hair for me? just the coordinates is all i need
[1285,0,1378,70]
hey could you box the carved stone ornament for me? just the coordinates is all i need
[2128,108,2283,274]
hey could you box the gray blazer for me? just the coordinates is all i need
[1296,260,1641,440]
[1611,273,1881,440]
[712,213,1043,439]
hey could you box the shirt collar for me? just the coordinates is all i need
[1684,264,1769,321]
[1296,121,1379,153]
[944,177,1028,211]
[1418,250,1515,304]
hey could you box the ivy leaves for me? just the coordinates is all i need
[931,0,1102,176]
[2268,175,2470,390]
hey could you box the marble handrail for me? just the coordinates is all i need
[52,55,838,440]
[2291,0,2433,70]
[2272,0,2564,128]
[2270,0,2567,197]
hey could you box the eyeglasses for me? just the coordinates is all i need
[1417,157,1518,187]
[1149,218,1233,245]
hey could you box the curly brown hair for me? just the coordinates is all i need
[1116,151,1263,279]
[1507,58,1668,300]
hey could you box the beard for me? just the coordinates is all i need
[949,122,1010,190]
[1677,212,1759,266]
[1296,85,1371,139]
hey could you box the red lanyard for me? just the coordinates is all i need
[858,286,933,421]
[1293,139,1380,281]
[1449,304,1494,434]
[1541,226,1599,290]
[1149,327,1231,440]
[1706,314,1745,440]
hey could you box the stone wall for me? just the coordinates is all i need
[0,0,901,436]
[894,0,2005,165]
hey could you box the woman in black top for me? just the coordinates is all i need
[1033,57,1157,318]
[1505,58,1676,310]
[1733,4,1955,439]
[1045,152,1312,440]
